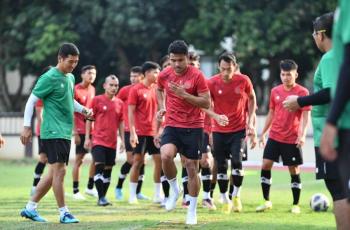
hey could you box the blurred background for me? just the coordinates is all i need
[0,0,337,159]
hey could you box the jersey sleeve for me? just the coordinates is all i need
[244,77,253,95]
[117,87,126,101]
[157,72,166,90]
[90,97,98,120]
[32,75,54,99]
[128,86,138,105]
[196,72,209,94]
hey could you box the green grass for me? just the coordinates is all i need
[0,159,335,229]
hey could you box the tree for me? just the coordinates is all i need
[183,0,337,113]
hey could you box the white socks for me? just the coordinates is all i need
[59,206,69,217]
[168,178,180,195]
[129,182,138,200]
[26,201,38,211]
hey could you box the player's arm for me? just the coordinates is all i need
[247,89,257,136]
[74,100,92,117]
[21,94,40,145]
[297,110,310,148]
[259,109,274,147]
[118,121,125,153]
[283,89,330,111]
[128,104,138,148]
[202,107,229,127]
[0,133,5,148]
[84,120,92,150]
[156,88,166,130]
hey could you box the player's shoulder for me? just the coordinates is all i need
[159,66,172,78]
[295,84,309,93]
[320,49,335,65]
[208,74,221,83]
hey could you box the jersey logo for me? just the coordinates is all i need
[184,81,191,89]
[60,83,64,88]
[103,105,107,111]
[218,90,222,95]
[143,93,147,98]
[276,95,280,101]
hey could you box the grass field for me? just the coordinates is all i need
[0,159,336,229]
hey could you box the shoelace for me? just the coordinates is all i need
[63,212,74,220]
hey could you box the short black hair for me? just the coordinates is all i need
[160,55,170,67]
[168,40,188,55]
[218,52,237,64]
[58,43,80,58]
[130,66,142,74]
[313,12,334,39]
[105,74,118,83]
[189,51,200,61]
[280,59,298,71]
[81,65,96,74]
[142,61,160,75]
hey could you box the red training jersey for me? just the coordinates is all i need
[208,73,253,133]
[90,94,123,149]
[157,65,209,128]
[268,84,311,144]
[128,83,157,136]
[74,84,95,134]
[117,85,133,132]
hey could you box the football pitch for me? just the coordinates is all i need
[0,160,335,229]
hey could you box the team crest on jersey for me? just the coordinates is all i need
[103,105,107,110]
[83,96,86,101]
[218,89,222,95]
[183,81,191,89]
[60,83,64,88]
[143,93,147,98]
[276,95,280,101]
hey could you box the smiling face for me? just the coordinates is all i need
[58,55,79,74]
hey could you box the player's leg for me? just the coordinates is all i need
[150,140,163,203]
[230,131,246,212]
[288,165,301,213]
[200,152,215,210]
[85,160,97,197]
[72,153,86,200]
[136,162,149,200]
[31,137,47,196]
[115,131,133,200]
[160,170,170,207]
[181,155,189,208]
[210,159,217,199]
[160,127,180,211]
[100,147,116,205]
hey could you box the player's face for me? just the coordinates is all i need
[312,30,325,52]
[104,79,119,96]
[130,72,142,85]
[219,60,236,79]
[162,59,171,69]
[169,53,189,74]
[280,70,298,88]
[189,60,200,69]
[58,55,79,74]
[146,68,160,84]
[81,69,96,84]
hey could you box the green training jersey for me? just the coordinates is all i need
[32,67,75,140]
[312,50,336,146]
[330,0,350,129]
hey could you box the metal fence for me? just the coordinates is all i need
[0,112,24,136]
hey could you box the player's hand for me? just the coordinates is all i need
[209,133,213,147]
[119,142,125,153]
[282,95,300,112]
[130,132,139,148]
[214,114,229,126]
[82,107,93,118]
[296,135,306,148]
[153,134,161,149]
[248,132,257,149]
[84,137,92,150]
[157,109,166,121]
[259,134,266,148]
[20,127,32,145]
[0,134,5,148]
[169,81,186,97]
[74,134,81,145]
[320,123,338,161]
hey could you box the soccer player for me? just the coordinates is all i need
[115,66,148,201]
[128,61,162,204]
[256,60,310,214]
[189,51,216,210]
[205,52,257,213]
[72,65,97,200]
[156,40,210,225]
[320,0,350,227]
[283,12,349,229]
[20,43,91,223]
[84,75,124,206]
[30,100,47,196]
[160,55,171,69]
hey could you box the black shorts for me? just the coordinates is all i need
[263,138,303,166]
[201,132,210,154]
[315,147,339,180]
[92,145,116,166]
[42,139,71,165]
[75,134,89,154]
[37,136,45,155]
[242,139,248,161]
[212,130,246,164]
[134,136,159,155]
[124,132,133,152]
[337,129,350,200]
[161,126,203,160]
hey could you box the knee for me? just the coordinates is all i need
[39,154,48,164]
[200,156,210,168]
[161,152,173,162]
